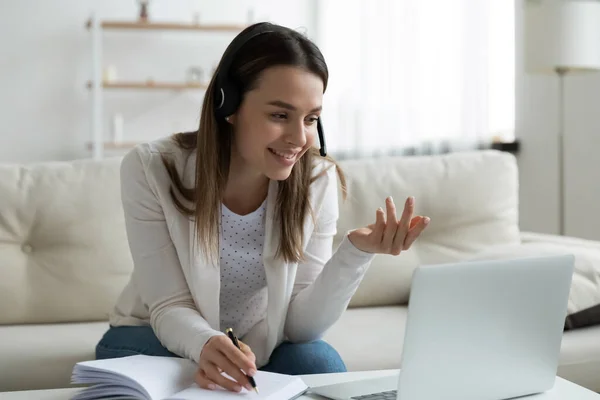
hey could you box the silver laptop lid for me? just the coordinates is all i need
[398,254,574,400]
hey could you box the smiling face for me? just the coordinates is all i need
[227,65,324,181]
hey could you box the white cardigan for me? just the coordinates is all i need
[109,137,375,368]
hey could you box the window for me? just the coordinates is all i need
[315,0,515,157]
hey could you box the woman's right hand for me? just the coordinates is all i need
[195,335,257,392]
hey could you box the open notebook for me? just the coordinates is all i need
[70,355,309,400]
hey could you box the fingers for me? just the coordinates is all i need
[398,196,415,230]
[197,335,257,393]
[195,368,218,391]
[403,216,430,250]
[238,340,256,364]
[409,215,424,230]
[203,362,245,393]
[381,197,398,251]
[371,207,386,242]
[391,197,414,254]
[211,352,253,391]
[221,341,257,377]
[364,195,428,256]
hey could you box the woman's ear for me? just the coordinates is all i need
[225,115,236,125]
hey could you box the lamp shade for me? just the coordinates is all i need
[525,0,600,73]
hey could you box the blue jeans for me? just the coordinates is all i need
[95,325,347,375]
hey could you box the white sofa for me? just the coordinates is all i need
[1,149,599,393]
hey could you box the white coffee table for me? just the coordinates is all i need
[1,369,598,399]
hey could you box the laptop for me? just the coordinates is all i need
[309,254,575,400]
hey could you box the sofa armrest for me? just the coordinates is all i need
[521,231,600,252]
[471,231,600,329]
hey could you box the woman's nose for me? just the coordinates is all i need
[286,120,307,147]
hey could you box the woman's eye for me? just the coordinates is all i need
[271,113,287,120]
[306,116,319,124]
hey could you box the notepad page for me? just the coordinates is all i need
[74,355,197,400]
[167,371,308,400]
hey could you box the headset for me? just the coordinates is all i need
[213,22,327,157]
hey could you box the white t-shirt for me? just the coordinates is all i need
[219,199,268,338]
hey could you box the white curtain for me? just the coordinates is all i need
[315,0,515,158]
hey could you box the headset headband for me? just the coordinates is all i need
[214,23,277,118]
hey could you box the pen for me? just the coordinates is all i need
[226,328,259,394]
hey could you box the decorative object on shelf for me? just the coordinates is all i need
[103,65,117,83]
[111,113,124,144]
[247,9,254,24]
[137,0,150,22]
[192,12,200,25]
[525,0,600,236]
[186,66,203,84]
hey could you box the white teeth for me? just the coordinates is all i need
[270,149,297,159]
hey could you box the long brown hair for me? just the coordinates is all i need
[161,23,346,264]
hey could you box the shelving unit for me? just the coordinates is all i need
[86,13,245,159]
[85,19,246,32]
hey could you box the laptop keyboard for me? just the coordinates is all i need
[351,390,397,400]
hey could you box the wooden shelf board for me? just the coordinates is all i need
[86,81,207,90]
[86,19,246,32]
[86,141,141,151]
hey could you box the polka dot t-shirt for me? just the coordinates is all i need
[219,199,268,338]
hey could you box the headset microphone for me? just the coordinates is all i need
[317,118,327,157]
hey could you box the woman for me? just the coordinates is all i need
[96,22,430,393]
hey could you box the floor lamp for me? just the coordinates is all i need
[524,0,600,235]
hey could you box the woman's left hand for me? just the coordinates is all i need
[347,196,430,255]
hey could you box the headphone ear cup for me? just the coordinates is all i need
[215,81,241,120]
[213,85,226,118]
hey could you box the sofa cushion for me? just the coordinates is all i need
[323,306,408,372]
[468,242,600,329]
[336,150,521,308]
[0,158,133,324]
[0,321,109,391]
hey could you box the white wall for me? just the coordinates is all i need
[0,0,316,163]
[515,0,600,241]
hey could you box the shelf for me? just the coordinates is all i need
[86,19,246,32]
[86,81,207,90]
[86,141,140,151]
